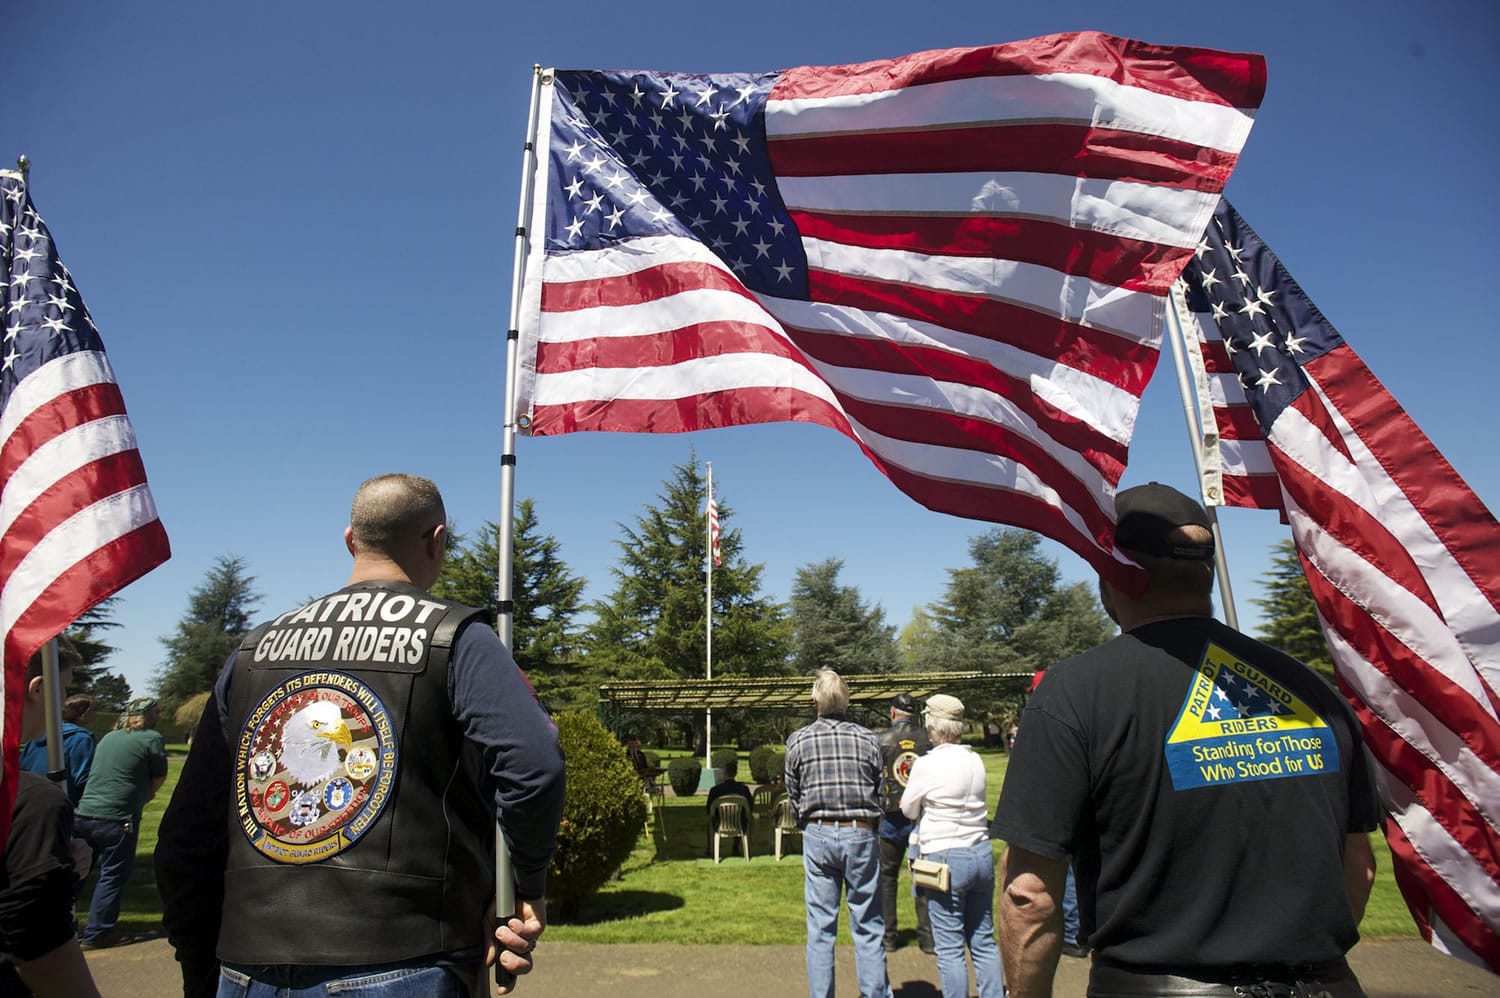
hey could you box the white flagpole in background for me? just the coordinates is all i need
[1164,285,1240,628]
[493,62,546,996]
[704,462,714,777]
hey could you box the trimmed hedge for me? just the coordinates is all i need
[764,750,785,784]
[667,756,702,797]
[547,712,649,917]
[748,744,776,783]
[710,747,737,777]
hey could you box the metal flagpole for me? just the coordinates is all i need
[16,156,68,785]
[493,63,546,996]
[704,462,713,777]
[1163,286,1240,628]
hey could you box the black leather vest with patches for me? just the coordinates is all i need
[218,581,492,966]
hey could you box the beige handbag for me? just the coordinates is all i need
[910,857,951,892]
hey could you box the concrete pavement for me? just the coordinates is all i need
[86,937,1497,996]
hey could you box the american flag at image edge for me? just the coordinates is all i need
[1177,198,1500,971]
[0,171,171,834]
[513,32,1266,589]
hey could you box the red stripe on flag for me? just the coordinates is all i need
[1213,405,1264,442]
[1303,562,1500,773]
[1382,812,1500,970]
[535,320,804,374]
[526,385,853,437]
[769,123,1237,191]
[0,382,128,482]
[771,33,1265,109]
[805,269,1158,393]
[0,450,154,584]
[1308,345,1500,626]
[1221,473,1283,510]
[784,325,1129,473]
[788,211,1191,294]
[540,260,756,313]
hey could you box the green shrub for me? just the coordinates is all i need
[547,712,648,918]
[667,756,702,797]
[764,750,785,783]
[643,750,660,771]
[749,744,775,783]
[710,747,737,777]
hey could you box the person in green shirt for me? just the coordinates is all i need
[74,698,168,949]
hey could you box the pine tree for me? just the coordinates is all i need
[432,500,589,710]
[153,555,262,714]
[789,559,897,676]
[61,595,134,707]
[1253,539,1334,678]
[584,457,791,684]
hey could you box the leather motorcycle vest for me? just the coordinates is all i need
[878,719,931,814]
[218,581,492,966]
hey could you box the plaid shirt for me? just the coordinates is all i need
[784,715,883,824]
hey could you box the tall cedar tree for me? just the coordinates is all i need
[62,595,134,708]
[925,528,1113,676]
[153,555,262,715]
[1252,538,1335,678]
[431,500,589,710]
[789,559,898,676]
[584,458,791,684]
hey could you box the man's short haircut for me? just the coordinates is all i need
[24,635,80,682]
[811,669,849,716]
[722,757,738,778]
[349,474,446,553]
[63,694,94,723]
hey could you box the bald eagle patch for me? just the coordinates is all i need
[236,672,397,864]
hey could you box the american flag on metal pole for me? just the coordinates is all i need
[1173,199,1500,971]
[0,168,171,836]
[707,495,721,568]
[513,32,1266,590]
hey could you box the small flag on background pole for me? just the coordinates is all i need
[707,497,721,568]
[0,169,171,838]
[514,32,1266,591]
[1176,198,1500,971]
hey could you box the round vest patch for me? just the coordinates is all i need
[235,671,398,864]
[892,750,919,787]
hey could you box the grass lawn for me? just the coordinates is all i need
[114,747,1415,945]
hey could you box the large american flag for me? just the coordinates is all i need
[1177,199,1500,971]
[0,171,170,833]
[514,33,1266,588]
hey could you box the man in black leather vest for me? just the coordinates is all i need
[877,693,934,953]
[155,474,566,998]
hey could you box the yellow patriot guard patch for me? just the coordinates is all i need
[1164,642,1340,791]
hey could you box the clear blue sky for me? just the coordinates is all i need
[13,1,1498,697]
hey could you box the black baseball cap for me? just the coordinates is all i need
[1114,483,1215,561]
[891,693,916,713]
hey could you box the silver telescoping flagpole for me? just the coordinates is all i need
[493,63,546,996]
[704,463,713,776]
[1163,285,1240,628]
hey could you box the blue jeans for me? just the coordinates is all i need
[74,815,138,943]
[218,962,467,997]
[921,841,1004,998]
[802,823,891,998]
[1063,865,1080,945]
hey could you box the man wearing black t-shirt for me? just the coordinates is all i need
[992,483,1379,998]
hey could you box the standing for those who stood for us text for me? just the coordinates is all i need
[154,473,567,998]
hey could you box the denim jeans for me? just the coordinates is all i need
[1063,865,1081,945]
[74,815,138,943]
[218,962,467,997]
[802,823,892,998]
[920,841,1004,998]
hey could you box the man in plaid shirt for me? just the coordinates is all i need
[785,669,891,998]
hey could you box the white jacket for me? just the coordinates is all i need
[899,742,989,853]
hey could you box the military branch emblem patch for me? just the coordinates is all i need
[235,671,398,863]
[893,749,919,788]
[1165,642,1340,791]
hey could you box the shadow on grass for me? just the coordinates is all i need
[649,798,802,863]
[560,889,686,925]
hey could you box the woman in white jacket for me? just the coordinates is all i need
[900,694,1003,998]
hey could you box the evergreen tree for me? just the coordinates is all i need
[926,528,1112,675]
[153,555,262,714]
[86,673,133,713]
[789,559,897,676]
[1253,539,1334,678]
[432,501,590,710]
[897,606,942,671]
[584,457,791,686]
[61,595,134,707]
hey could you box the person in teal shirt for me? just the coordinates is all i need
[20,694,98,807]
[74,698,168,949]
